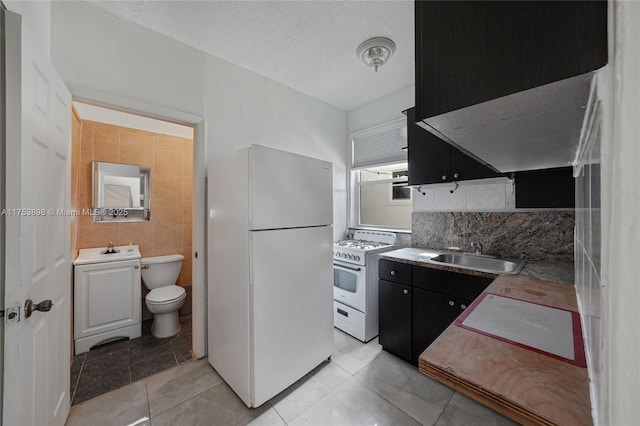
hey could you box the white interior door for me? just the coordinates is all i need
[3,10,72,426]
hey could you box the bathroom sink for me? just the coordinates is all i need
[427,253,526,275]
[73,245,141,265]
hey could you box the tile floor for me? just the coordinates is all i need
[66,328,519,426]
[70,315,193,405]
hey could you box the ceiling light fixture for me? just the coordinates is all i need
[356,37,396,72]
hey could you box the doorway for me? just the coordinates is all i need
[69,102,200,404]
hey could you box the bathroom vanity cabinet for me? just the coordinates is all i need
[74,258,142,354]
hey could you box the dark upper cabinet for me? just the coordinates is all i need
[407,108,501,185]
[413,1,607,173]
[415,1,608,120]
[515,167,575,208]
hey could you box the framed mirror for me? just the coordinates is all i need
[92,161,150,222]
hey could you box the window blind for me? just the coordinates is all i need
[351,118,407,169]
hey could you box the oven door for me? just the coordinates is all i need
[333,261,366,312]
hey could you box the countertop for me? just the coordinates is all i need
[417,274,590,426]
[379,247,574,284]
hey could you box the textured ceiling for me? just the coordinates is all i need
[90,1,415,111]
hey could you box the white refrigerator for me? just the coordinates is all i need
[208,145,334,407]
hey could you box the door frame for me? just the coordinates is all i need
[65,89,208,359]
[0,6,6,419]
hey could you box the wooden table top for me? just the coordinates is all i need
[418,274,592,426]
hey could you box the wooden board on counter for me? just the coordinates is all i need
[418,274,592,426]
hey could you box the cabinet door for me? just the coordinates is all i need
[407,108,502,185]
[515,167,575,208]
[74,259,141,339]
[450,147,502,182]
[415,1,607,120]
[379,259,412,285]
[412,288,468,365]
[407,108,451,185]
[378,280,412,362]
[413,265,493,301]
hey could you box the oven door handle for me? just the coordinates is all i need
[334,263,361,272]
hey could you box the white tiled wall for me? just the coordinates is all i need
[412,178,516,212]
[574,99,602,418]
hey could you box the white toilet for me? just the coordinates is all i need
[141,254,186,338]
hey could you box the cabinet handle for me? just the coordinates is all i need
[390,270,396,276]
[448,300,455,306]
[441,175,447,181]
[134,265,139,269]
[453,173,459,179]
[461,304,467,310]
[403,289,409,295]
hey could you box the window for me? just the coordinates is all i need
[391,170,410,201]
[353,163,412,229]
[349,118,411,230]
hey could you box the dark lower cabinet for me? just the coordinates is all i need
[379,260,493,366]
[412,288,469,365]
[378,279,412,362]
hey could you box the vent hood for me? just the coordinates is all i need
[417,72,595,173]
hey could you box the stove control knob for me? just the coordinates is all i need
[355,256,360,261]
[341,253,347,258]
[335,252,340,258]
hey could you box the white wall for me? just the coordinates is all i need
[4,1,51,57]
[412,178,516,212]
[347,84,414,135]
[73,102,194,139]
[51,2,205,119]
[49,1,348,240]
[596,1,640,424]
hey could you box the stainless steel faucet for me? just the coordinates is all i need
[471,241,482,255]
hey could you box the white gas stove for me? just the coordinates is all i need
[333,231,397,266]
[333,230,396,342]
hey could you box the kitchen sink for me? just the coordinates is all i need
[428,253,526,275]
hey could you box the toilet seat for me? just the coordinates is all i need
[146,285,186,305]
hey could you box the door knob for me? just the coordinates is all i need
[24,299,53,318]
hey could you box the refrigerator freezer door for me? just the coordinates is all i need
[250,226,334,406]
[249,145,333,230]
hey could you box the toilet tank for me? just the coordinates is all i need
[141,254,184,289]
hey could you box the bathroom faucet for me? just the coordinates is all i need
[106,241,116,254]
[471,241,483,255]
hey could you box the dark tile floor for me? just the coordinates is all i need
[70,314,193,406]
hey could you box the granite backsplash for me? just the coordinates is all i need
[412,211,575,263]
